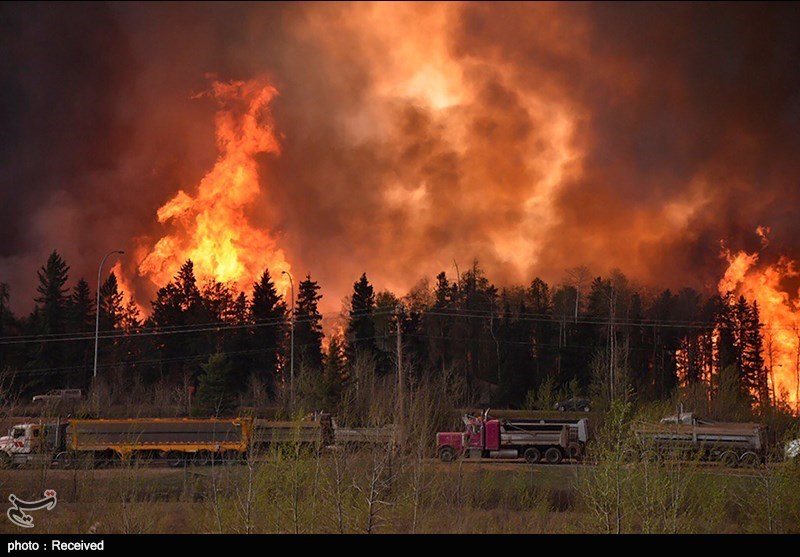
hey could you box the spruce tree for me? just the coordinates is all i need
[424,272,456,375]
[68,278,95,333]
[294,275,324,371]
[29,251,70,389]
[98,273,124,331]
[34,250,70,334]
[176,260,202,312]
[321,335,346,410]
[249,269,287,395]
[196,353,236,415]
[65,278,95,384]
[346,273,378,363]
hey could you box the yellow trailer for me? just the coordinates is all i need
[58,417,253,467]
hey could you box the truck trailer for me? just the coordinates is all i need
[0,417,252,468]
[632,413,767,467]
[437,412,589,464]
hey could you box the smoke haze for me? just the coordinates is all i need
[2,2,800,313]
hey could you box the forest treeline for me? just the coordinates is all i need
[0,251,790,419]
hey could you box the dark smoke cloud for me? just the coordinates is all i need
[2,2,800,315]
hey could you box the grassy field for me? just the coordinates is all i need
[1,454,797,534]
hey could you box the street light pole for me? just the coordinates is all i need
[94,250,124,380]
[282,270,295,410]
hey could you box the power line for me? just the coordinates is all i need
[0,307,398,346]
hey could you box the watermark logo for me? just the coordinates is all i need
[6,490,57,528]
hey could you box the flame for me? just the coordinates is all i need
[719,228,800,408]
[138,78,291,297]
[109,260,145,319]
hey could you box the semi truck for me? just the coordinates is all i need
[0,417,252,468]
[632,413,768,467]
[437,411,589,464]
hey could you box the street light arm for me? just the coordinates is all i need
[93,250,124,380]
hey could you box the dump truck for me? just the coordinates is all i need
[437,411,589,464]
[253,416,334,450]
[632,413,767,467]
[0,417,252,468]
[252,414,393,452]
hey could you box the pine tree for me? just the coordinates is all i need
[424,272,457,375]
[346,273,378,364]
[68,278,95,333]
[120,299,142,332]
[98,273,124,331]
[321,334,346,409]
[195,353,236,415]
[453,260,498,390]
[34,250,70,334]
[527,278,555,389]
[249,269,287,395]
[149,262,206,381]
[65,278,95,385]
[294,274,324,371]
[201,280,235,322]
[29,251,71,389]
[176,260,202,312]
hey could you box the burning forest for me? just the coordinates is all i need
[2,2,800,417]
[3,1,800,538]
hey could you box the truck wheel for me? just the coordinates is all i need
[545,447,563,465]
[721,451,739,468]
[567,443,583,461]
[739,452,760,468]
[0,452,11,469]
[439,446,456,463]
[56,452,74,469]
[164,451,186,468]
[193,451,213,466]
[643,450,662,463]
[523,447,541,464]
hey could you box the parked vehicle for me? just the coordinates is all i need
[785,439,800,460]
[0,417,252,468]
[31,389,83,404]
[437,411,589,464]
[554,397,591,412]
[632,413,767,467]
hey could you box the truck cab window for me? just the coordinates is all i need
[13,428,24,439]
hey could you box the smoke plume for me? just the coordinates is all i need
[2,2,800,314]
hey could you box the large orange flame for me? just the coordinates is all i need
[138,78,291,297]
[719,228,800,409]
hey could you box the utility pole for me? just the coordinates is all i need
[396,303,405,451]
[94,250,124,380]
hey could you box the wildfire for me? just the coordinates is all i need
[719,229,800,408]
[109,260,145,319]
[138,78,291,297]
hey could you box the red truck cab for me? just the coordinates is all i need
[437,411,588,464]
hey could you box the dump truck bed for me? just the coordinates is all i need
[67,418,251,454]
[634,422,766,452]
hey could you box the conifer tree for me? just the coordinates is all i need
[249,269,287,395]
[294,274,324,371]
[196,353,236,415]
[34,250,70,334]
[346,273,378,363]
